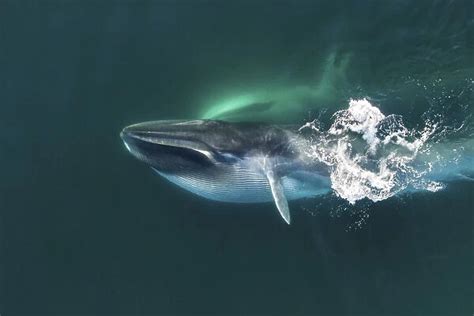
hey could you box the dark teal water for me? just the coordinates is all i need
[1,1,473,315]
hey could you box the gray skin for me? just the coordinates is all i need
[120,120,331,224]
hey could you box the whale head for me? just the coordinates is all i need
[120,119,298,172]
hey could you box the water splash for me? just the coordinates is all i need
[299,98,472,204]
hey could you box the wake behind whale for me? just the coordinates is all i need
[121,99,473,224]
[300,99,473,204]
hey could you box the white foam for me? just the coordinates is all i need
[301,99,445,203]
[329,98,385,153]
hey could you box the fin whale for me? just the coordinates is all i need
[120,120,330,224]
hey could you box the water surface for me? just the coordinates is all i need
[1,1,473,315]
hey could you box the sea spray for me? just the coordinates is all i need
[299,98,472,204]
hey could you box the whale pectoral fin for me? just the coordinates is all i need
[265,170,291,225]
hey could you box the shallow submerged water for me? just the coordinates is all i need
[2,0,473,315]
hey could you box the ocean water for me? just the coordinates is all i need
[1,1,473,315]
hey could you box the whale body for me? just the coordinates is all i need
[120,120,331,224]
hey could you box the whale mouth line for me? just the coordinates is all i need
[121,129,203,148]
[120,126,216,163]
